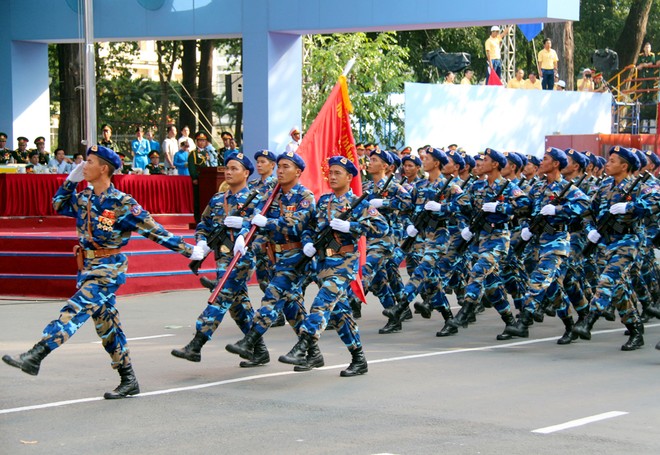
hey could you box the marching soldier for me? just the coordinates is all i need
[2,146,195,399]
[278,156,388,377]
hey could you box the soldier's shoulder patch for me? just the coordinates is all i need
[368,208,379,216]
[512,189,524,197]
[130,204,143,216]
[300,199,310,208]
[642,186,653,194]
[452,185,463,195]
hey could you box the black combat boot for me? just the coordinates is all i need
[200,276,217,291]
[340,347,368,377]
[378,317,402,334]
[414,300,434,319]
[239,337,270,368]
[294,341,325,372]
[571,310,600,340]
[349,297,362,319]
[601,304,616,322]
[557,316,578,345]
[644,302,660,319]
[446,300,476,329]
[381,302,408,321]
[576,307,590,325]
[104,364,140,399]
[278,332,313,366]
[225,328,262,360]
[496,311,517,340]
[2,341,51,376]
[271,312,286,327]
[171,331,208,362]
[402,306,413,321]
[621,321,644,351]
[504,309,533,338]
[436,306,458,337]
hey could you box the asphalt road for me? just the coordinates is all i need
[2,284,659,455]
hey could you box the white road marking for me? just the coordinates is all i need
[531,411,629,434]
[91,334,174,344]
[2,324,658,415]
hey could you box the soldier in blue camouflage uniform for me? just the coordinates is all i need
[640,151,660,322]
[279,156,388,377]
[2,146,195,399]
[444,149,529,338]
[171,152,259,362]
[505,148,590,343]
[225,152,317,369]
[572,146,659,350]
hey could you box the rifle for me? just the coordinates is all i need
[513,175,583,255]
[294,175,394,274]
[400,174,455,253]
[582,172,651,257]
[456,179,511,254]
[189,188,260,275]
[207,184,281,304]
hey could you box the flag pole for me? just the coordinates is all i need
[342,57,357,77]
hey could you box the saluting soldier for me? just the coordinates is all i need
[279,156,388,377]
[2,146,194,399]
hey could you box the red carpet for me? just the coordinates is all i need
[0,215,255,298]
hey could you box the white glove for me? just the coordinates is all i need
[233,235,247,256]
[369,198,384,209]
[521,227,533,241]
[330,218,351,233]
[406,224,419,237]
[303,243,317,258]
[424,201,442,212]
[251,213,268,227]
[66,162,85,183]
[609,202,628,215]
[461,227,473,241]
[587,230,601,244]
[190,242,208,261]
[224,215,244,229]
[482,201,499,213]
[197,240,211,255]
[540,204,556,216]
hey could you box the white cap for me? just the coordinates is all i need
[557,80,566,88]
[491,26,500,32]
[583,68,592,74]
[289,126,300,135]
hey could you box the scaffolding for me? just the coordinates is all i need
[501,25,516,84]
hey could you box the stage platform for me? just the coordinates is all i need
[0,215,241,299]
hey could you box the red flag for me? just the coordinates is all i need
[487,69,503,86]
[297,75,368,303]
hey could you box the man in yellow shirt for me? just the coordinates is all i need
[537,38,559,90]
[485,25,512,84]
[522,72,542,90]
[460,69,474,85]
[507,68,525,89]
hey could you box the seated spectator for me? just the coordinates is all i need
[507,68,525,89]
[72,152,84,166]
[173,141,190,176]
[577,68,595,92]
[48,148,73,174]
[444,71,456,84]
[26,150,49,174]
[555,80,566,91]
[522,72,542,90]
[460,69,474,85]
[145,150,165,175]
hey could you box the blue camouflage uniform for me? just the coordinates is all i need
[49,180,192,369]
[248,173,278,292]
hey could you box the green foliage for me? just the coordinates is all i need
[303,32,411,147]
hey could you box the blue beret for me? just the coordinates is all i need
[390,152,402,168]
[632,148,647,169]
[504,151,522,170]
[276,150,306,171]
[474,153,484,161]
[254,149,276,162]
[87,145,122,170]
[545,147,568,170]
[583,151,598,168]
[515,152,528,167]
[526,154,541,167]
[446,150,465,169]
[402,155,422,167]
[225,151,255,174]
[594,156,606,169]
[460,152,476,169]
[429,148,449,166]
[609,146,639,171]
[565,148,588,170]
[328,155,358,177]
[370,149,393,166]
[484,148,507,169]
[645,150,660,168]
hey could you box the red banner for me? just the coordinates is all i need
[297,75,367,302]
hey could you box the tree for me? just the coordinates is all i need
[615,0,654,67]
[198,40,215,138]
[156,40,181,142]
[303,32,411,146]
[57,44,84,155]
[179,40,198,134]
